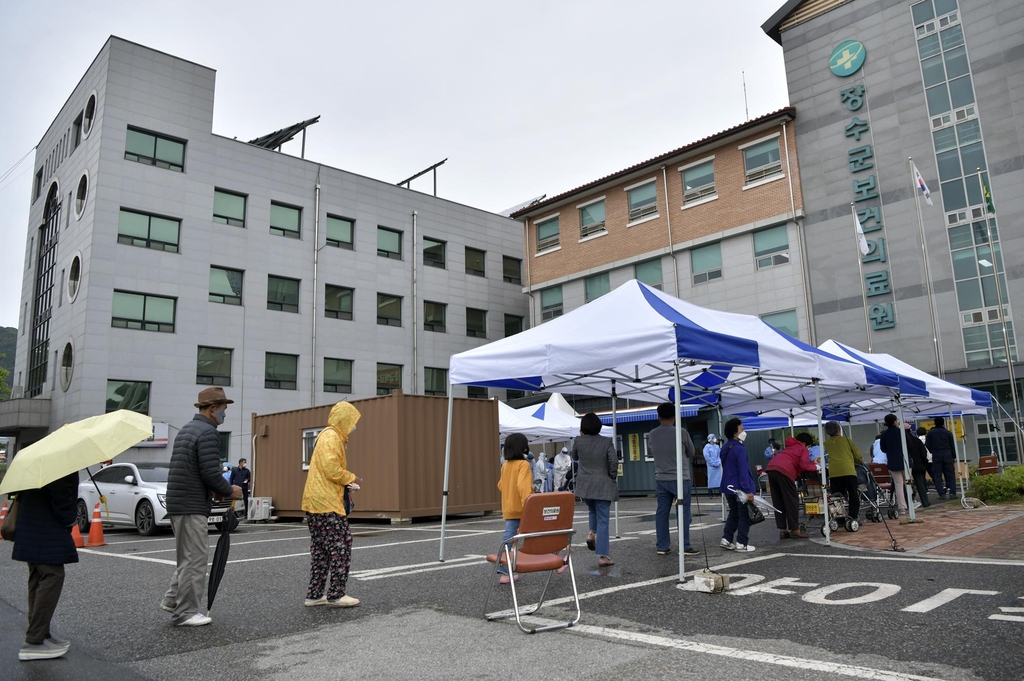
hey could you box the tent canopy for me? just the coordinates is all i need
[497,401,569,444]
[449,280,900,412]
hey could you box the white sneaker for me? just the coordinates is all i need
[304,597,327,607]
[720,538,736,550]
[326,595,360,607]
[176,613,212,627]
[734,543,756,552]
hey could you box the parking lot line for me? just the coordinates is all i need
[78,548,176,565]
[521,616,943,681]
[783,552,1024,567]
[225,530,501,564]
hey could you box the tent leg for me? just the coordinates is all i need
[439,391,454,562]
[950,405,966,505]
[674,361,686,583]
[815,382,830,546]
[896,400,916,522]
[612,382,620,539]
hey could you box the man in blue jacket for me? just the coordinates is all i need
[925,417,957,499]
[11,471,79,661]
[230,458,252,519]
[162,387,241,627]
[879,414,910,522]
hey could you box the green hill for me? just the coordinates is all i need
[0,327,16,375]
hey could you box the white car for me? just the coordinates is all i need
[77,462,234,536]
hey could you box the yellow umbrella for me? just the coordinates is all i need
[0,410,153,495]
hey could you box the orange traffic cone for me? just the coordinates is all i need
[0,501,7,525]
[71,523,86,548]
[86,503,106,547]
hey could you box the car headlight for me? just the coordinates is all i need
[157,493,167,508]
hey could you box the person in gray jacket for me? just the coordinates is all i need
[572,413,618,568]
[161,387,241,627]
[648,402,698,556]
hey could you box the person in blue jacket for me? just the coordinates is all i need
[704,434,722,496]
[719,418,757,552]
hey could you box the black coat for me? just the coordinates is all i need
[907,434,930,474]
[229,467,250,487]
[11,471,79,565]
[878,425,906,472]
[166,414,234,516]
[925,426,956,459]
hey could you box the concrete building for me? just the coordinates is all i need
[2,37,527,461]
[764,0,1024,460]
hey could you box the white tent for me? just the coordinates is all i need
[497,401,569,444]
[440,280,902,581]
[517,394,613,438]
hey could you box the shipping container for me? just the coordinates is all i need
[250,392,500,522]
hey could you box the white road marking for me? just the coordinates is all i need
[519,616,945,681]
[357,559,488,580]
[902,588,1000,613]
[729,577,819,597]
[802,583,902,605]
[100,526,308,546]
[989,598,1024,623]
[225,530,500,564]
[78,548,176,565]
[351,554,484,577]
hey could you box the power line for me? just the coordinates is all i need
[0,146,36,185]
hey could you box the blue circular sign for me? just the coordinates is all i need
[829,40,867,77]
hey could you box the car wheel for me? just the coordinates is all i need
[135,500,157,536]
[77,500,90,535]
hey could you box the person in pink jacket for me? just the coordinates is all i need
[766,434,818,538]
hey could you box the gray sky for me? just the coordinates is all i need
[0,0,789,329]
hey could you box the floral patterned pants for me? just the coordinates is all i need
[306,512,353,600]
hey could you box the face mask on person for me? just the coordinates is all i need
[213,408,226,424]
[738,431,747,442]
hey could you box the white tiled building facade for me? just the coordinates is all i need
[9,37,527,460]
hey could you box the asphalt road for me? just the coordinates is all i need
[1,497,1022,681]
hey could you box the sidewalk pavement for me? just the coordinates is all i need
[825,499,1024,559]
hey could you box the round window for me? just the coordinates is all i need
[67,253,82,303]
[60,340,74,392]
[75,172,88,220]
[83,92,97,138]
[45,181,60,222]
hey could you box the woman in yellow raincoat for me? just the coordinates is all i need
[302,402,361,608]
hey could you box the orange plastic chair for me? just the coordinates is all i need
[977,455,999,476]
[868,463,892,491]
[484,492,580,634]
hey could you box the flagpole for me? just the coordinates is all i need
[977,167,1021,456]
[909,157,944,378]
[853,202,873,351]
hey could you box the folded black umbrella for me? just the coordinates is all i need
[207,501,239,612]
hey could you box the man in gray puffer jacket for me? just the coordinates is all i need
[162,387,241,627]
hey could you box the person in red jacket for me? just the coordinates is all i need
[766,435,818,538]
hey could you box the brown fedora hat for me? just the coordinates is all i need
[195,387,235,408]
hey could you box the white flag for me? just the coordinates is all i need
[853,205,870,256]
[912,161,933,206]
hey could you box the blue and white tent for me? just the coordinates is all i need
[440,280,902,576]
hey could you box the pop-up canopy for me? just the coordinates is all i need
[441,280,903,580]
[497,401,569,444]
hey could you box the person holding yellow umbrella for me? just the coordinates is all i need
[0,409,152,662]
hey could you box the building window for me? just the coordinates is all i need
[118,209,180,253]
[635,259,663,290]
[425,367,448,397]
[424,301,446,332]
[197,346,232,386]
[67,254,82,303]
[267,275,300,313]
[74,172,88,220]
[423,238,446,268]
[754,225,790,269]
[465,247,486,277]
[541,286,563,320]
[377,293,402,326]
[60,341,73,392]
[506,390,525,400]
[213,189,246,227]
[209,266,243,305]
[73,112,84,149]
[503,256,522,285]
[34,169,43,201]
[585,272,610,302]
[579,198,606,238]
[325,285,353,320]
[760,309,799,339]
[682,160,716,203]
[468,386,488,399]
[105,379,151,414]
[326,215,354,249]
[691,243,723,284]
[302,427,324,469]
[467,308,487,338]
[83,93,96,138]
[376,363,402,395]
[378,226,402,259]
[111,291,176,332]
[504,314,523,337]
[265,353,298,390]
[270,202,301,238]
[626,181,658,222]
[217,432,230,463]
[124,127,185,172]
[536,216,559,252]
[324,358,353,393]
[742,137,782,184]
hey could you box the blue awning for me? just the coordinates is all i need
[598,405,700,425]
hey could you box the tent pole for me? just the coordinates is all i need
[896,399,916,522]
[719,407,727,523]
[612,381,620,539]
[439,390,455,562]
[674,361,686,583]
[993,403,1006,471]
[949,404,966,504]
[815,382,830,545]
[789,411,795,438]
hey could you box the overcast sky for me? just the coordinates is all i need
[0,0,790,329]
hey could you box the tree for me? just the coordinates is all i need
[0,353,9,401]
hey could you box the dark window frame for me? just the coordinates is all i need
[377,293,403,327]
[111,290,177,333]
[105,379,152,414]
[124,126,186,172]
[376,362,402,395]
[267,275,300,313]
[424,300,447,332]
[424,367,448,397]
[323,357,353,394]
[325,284,354,320]
[325,214,354,249]
[269,201,302,239]
[466,307,488,338]
[265,352,299,390]
[117,208,181,253]
[209,266,244,306]
[377,226,403,260]
[465,247,487,277]
[213,188,247,227]
[196,346,233,386]
[423,237,446,268]
[502,256,522,285]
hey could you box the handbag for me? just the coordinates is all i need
[746,501,765,525]
[1,498,18,542]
